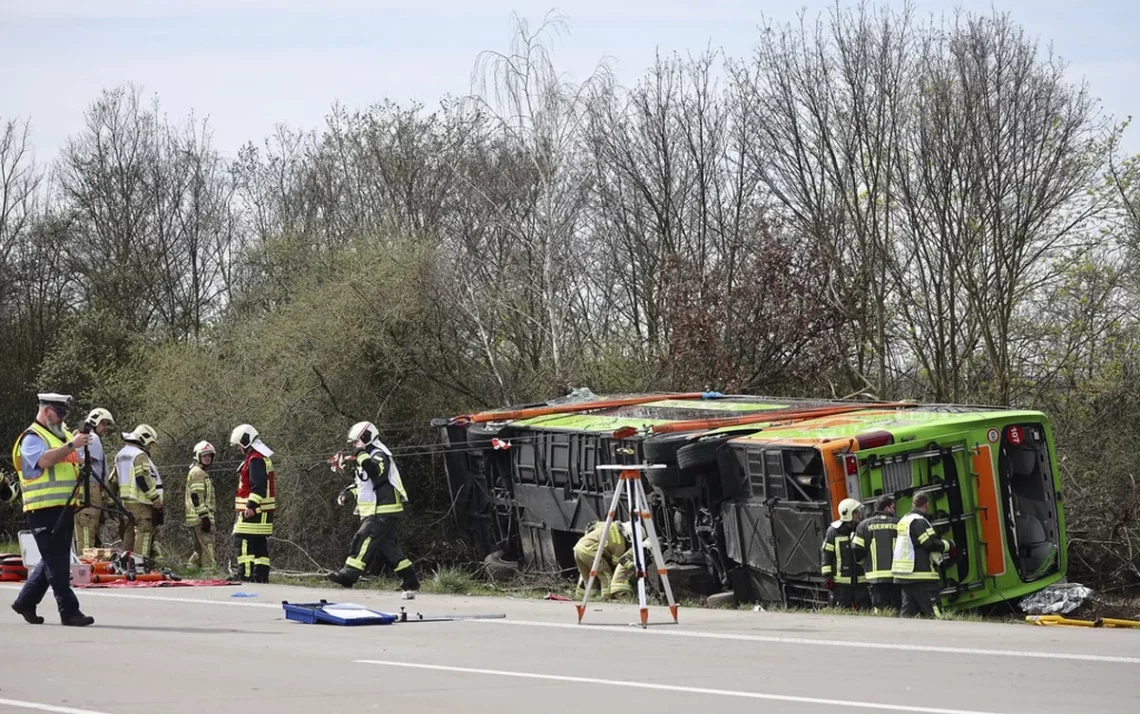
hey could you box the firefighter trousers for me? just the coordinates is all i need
[868,581,901,612]
[830,583,871,611]
[74,482,104,555]
[233,534,270,582]
[187,522,215,569]
[573,547,634,599]
[122,503,156,558]
[900,581,943,618]
[342,516,419,590]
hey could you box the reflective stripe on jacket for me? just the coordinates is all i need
[116,444,161,504]
[891,510,950,581]
[821,520,864,585]
[184,464,216,525]
[12,422,79,512]
[852,513,898,582]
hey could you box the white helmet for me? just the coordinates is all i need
[122,424,157,447]
[838,497,864,523]
[193,440,216,462]
[348,420,378,446]
[621,521,649,549]
[85,408,114,427]
[230,424,258,449]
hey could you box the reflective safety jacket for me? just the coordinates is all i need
[12,422,80,512]
[821,520,864,585]
[347,442,407,518]
[116,444,162,505]
[184,464,216,526]
[891,510,951,582]
[233,449,275,536]
[852,512,899,583]
[574,521,633,567]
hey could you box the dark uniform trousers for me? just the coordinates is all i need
[900,581,942,617]
[868,581,901,611]
[831,582,871,610]
[348,515,419,589]
[14,506,81,617]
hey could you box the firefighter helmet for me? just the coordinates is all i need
[193,440,216,462]
[230,424,258,449]
[348,421,378,446]
[838,497,864,522]
[85,408,114,428]
[122,424,157,447]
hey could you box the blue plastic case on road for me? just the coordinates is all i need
[282,599,398,626]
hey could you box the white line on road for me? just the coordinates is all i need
[354,659,1003,714]
[474,618,1140,665]
[0,584,277,609]
[5,585,1136,666]
[0,698,111,714]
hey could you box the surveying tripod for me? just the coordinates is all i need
[576,464,678,628]
[52,421,135,543]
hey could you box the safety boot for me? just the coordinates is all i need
[11,601,44,625]
[61,611,95,627]
[327,569,358,588]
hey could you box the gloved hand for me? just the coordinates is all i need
[336,491,347,507]
[825,578,835,591]
[200,516,211,534]
[944,539,956,555]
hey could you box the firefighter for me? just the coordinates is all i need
[74,407,114,555]
[821,497,870,610]
[891,490,954,618]
[852,494,900,613]
[573,519,642,600]
[115,424,163,559]
[9,393,95,626]
[230,424,275,583]
[184,440,217,569]
[327,421,420,595]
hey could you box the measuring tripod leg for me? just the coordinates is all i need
[635,477,678,623]
[624,474,650,629]
[577,484,625,623]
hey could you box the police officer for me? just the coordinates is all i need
[852,494,900,613]
[230,424,275,583]
[9,393,95,626]
[115,424,163,558]
[327,421,420,595]
[891,490,954,618]
[184,441,217,569]
[74,407,115,555]
[821,497,870,610]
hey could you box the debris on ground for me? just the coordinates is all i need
[1019,583,1093,615]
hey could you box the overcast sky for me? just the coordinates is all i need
[2,0,1137,162]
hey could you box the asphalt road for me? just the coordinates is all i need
[0,581,1137,714]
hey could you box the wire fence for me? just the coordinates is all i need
[0,433,515,577]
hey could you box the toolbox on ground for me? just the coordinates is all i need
[282,599,399,626]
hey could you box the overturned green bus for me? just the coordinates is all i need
[435,392,1067,611]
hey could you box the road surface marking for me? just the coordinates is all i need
[0,699,111,714]
[0,584,277,609]
[354,659,1003,714]
[5,585,1135,665]
[474,617,1140,664]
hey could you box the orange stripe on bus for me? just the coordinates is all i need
[973,444,1006,577]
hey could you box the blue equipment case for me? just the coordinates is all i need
[282,599,398,626]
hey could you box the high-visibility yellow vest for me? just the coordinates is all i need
[891,512,946,581]
[11,422,80,512]
[115,444,161,504]
[351,448,407,517]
